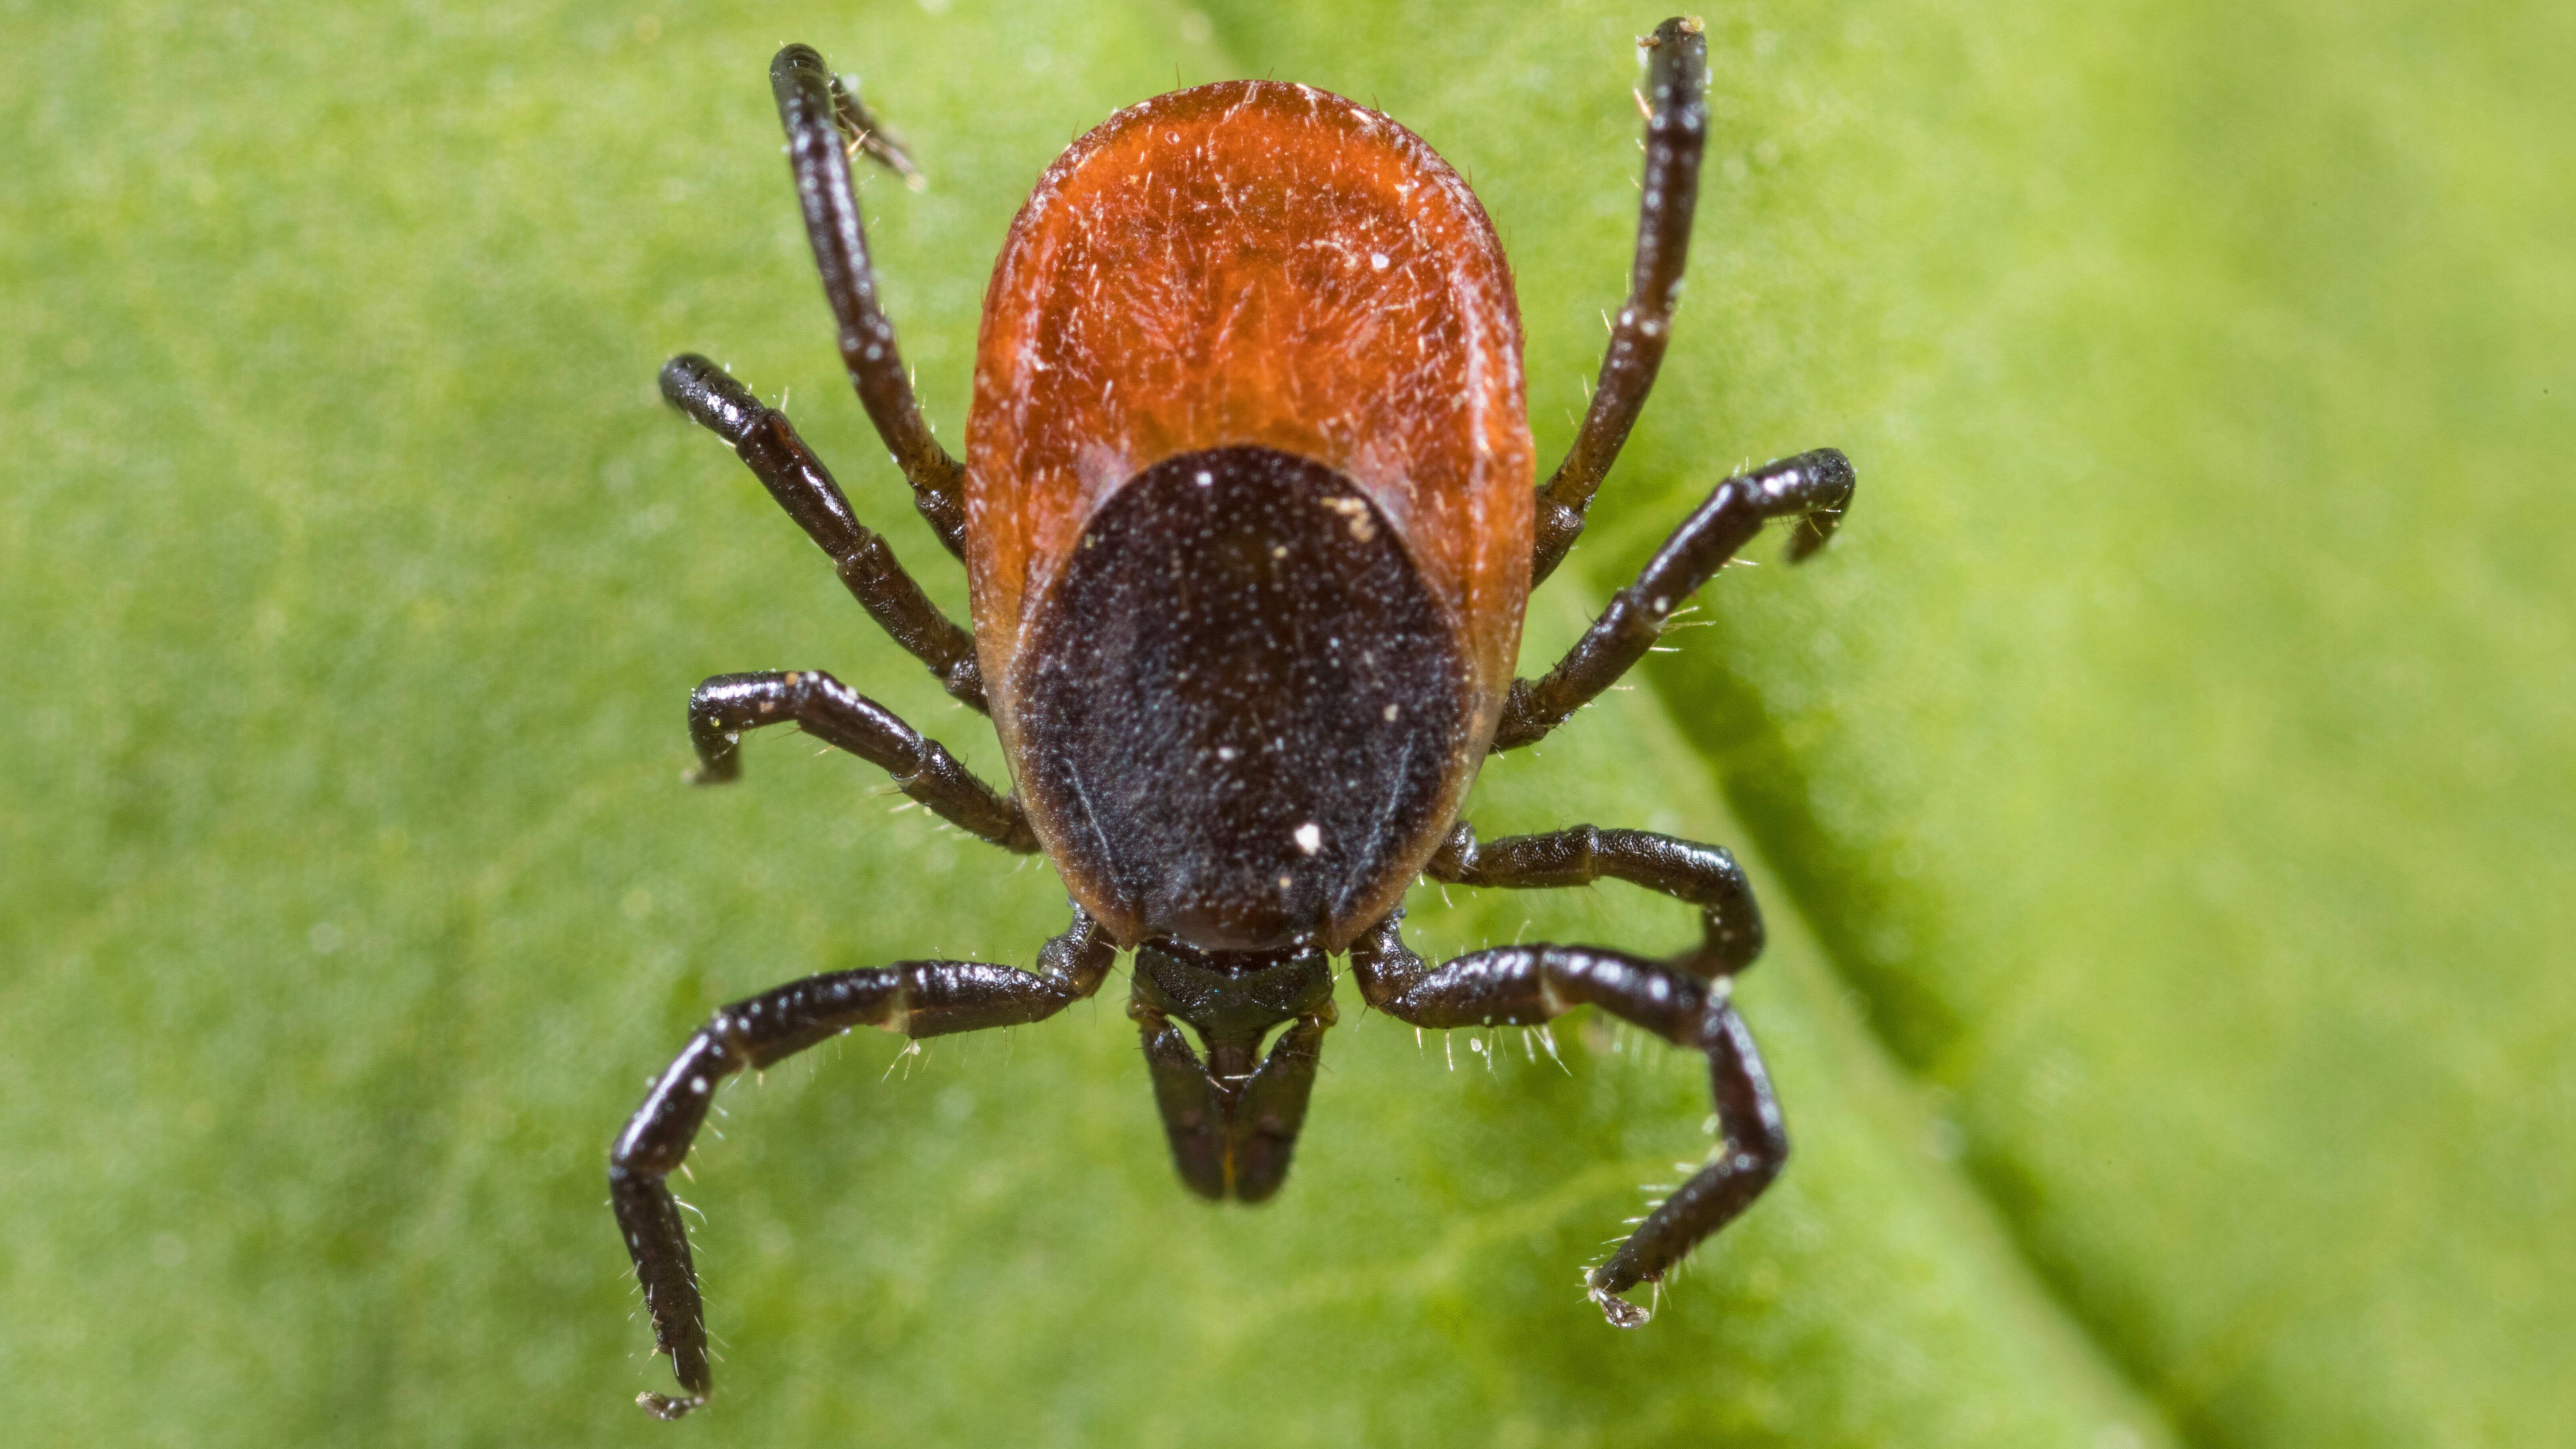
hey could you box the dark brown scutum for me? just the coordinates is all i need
[1012,447,1471,951]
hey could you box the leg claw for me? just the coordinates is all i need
[1588,1277,1653,1328]
[638,1391,706,1421]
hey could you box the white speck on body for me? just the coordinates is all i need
[690,1076,709,1094]
[1370,252,1390,271]
[1383,704,1400,721]
[1195,470,1213,486]
[1217,746,1238,762]
[1295,823,1323,855]
[1320,495,1377,541]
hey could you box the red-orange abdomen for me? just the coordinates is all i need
[963,79,1536,949]
[965,80,1534,721]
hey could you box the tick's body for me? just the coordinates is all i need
[614,21,1855,1419]
[984,81,1531,952]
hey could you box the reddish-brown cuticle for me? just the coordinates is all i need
[966,81,1534,735]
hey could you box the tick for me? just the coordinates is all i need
[612,18,1853,1418]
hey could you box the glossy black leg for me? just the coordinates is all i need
[1349,914,1786,1326]
[771,44,968,558]
[1427,821,1763,975]
[610,910,1118,1418]
[1532,16,1709,586]
[689,670,1037,854]
[661,355,984,711]
[1494,447,1853,752]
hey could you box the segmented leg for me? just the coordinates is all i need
[1427,820,1763,975]
[610,910,1117,1418]
[1349,915,1786,1326]
[770,44,967,557]
[661,355,984,711]
[1494,448,1854,752]
[688,670,1037,854]
[1532,15,1710,586]
[1132,999,1336,1203]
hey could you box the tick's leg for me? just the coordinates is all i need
[1427,821,1763,975]
[661,356,983,711]
[771,44,967,558]
[1494,448,1853,752]
[689,670,1037,854]
[611,909,1118,1419]
[1131,998,1337,1203]
[1532,16,1709,586]
[1350,915,1786,1327]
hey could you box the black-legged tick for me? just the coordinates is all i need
[614,18,1854,1416]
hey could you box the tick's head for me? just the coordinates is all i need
[1128,936,1337,1203]
[1132,936,1334,1047]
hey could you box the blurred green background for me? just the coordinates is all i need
[5,0,2569,1444]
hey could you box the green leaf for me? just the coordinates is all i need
[4,2,2564,1446]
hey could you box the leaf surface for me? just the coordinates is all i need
[3,2,2564,1446]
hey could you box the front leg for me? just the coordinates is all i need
[610,910,1117,1418]
[1494,448,1853,752]
[1349,916,1786,1327]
